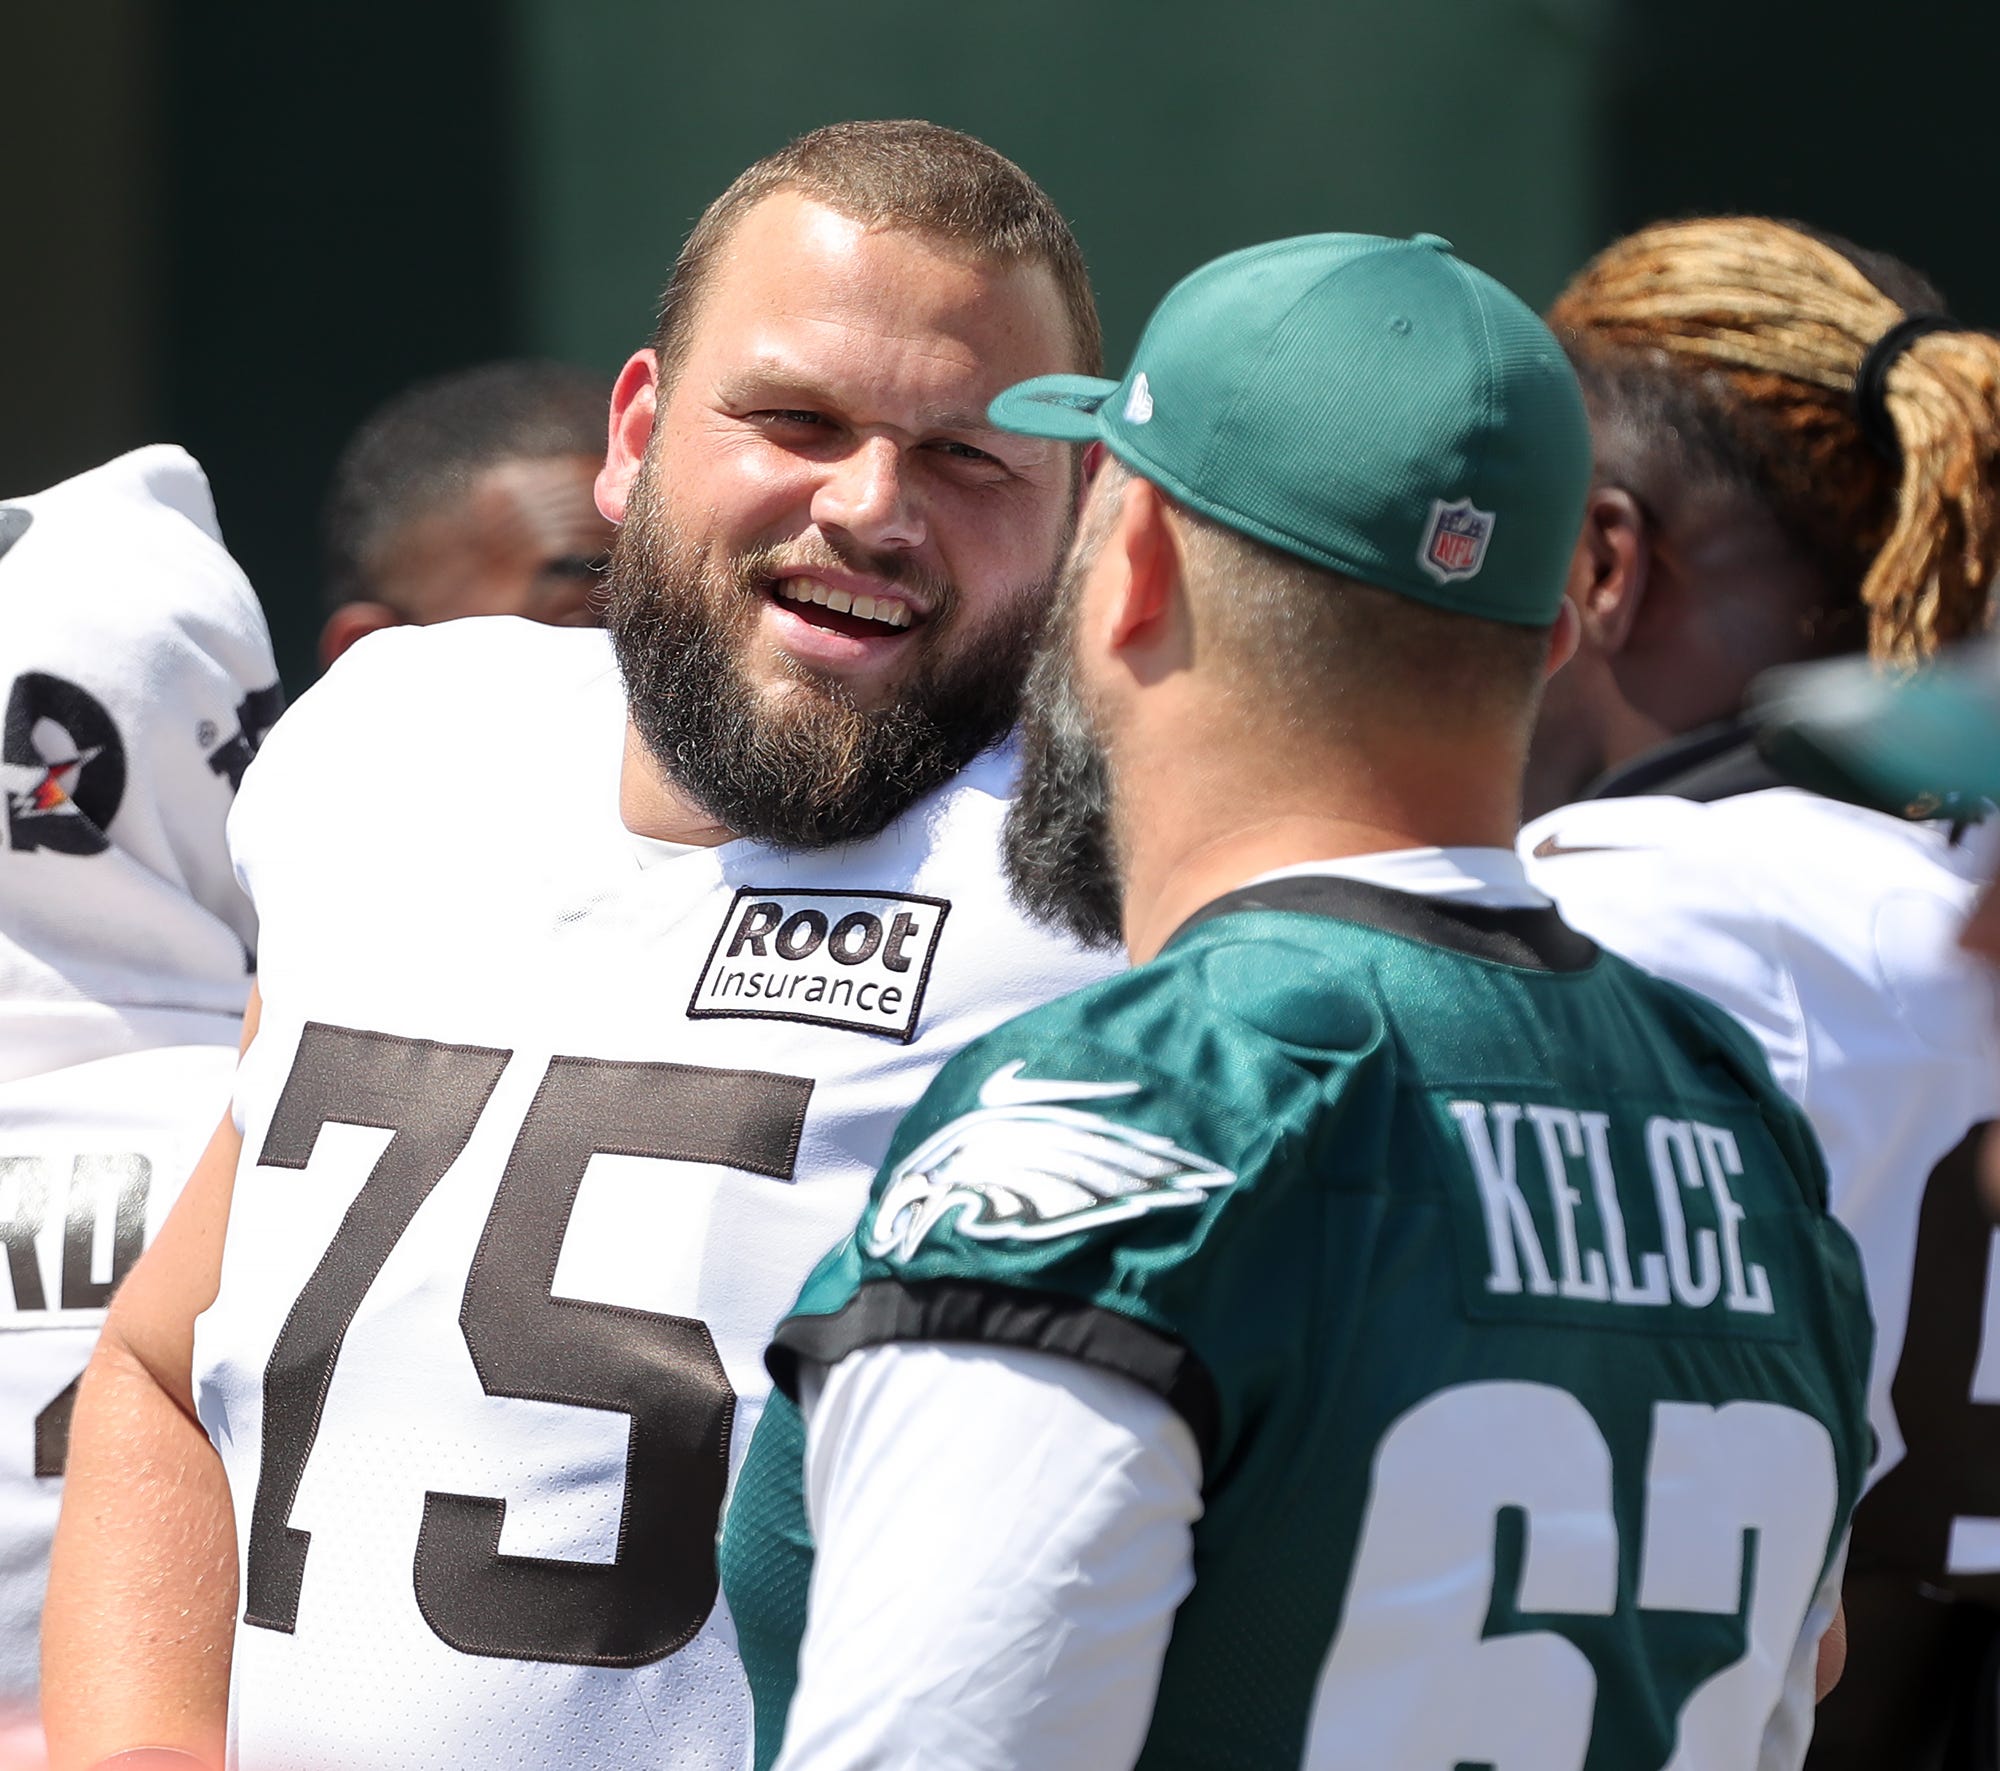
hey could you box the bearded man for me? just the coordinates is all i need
[42,120,1115,1771]
[720,232,1872,1771]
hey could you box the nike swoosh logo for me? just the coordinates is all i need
[1530,835,1628,859]
[977,1059,1141,1110]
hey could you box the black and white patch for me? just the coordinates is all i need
[865,1061,1235,1259]
[1,671,126,855]
[689,888,949,1042]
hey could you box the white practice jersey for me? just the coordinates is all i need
[0,1043,231,1712]
[193,618,1117,1771]
[1523,787,2000,1590]
[0,443,270,1749]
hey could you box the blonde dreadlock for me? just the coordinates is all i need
[1549,217,2000,667]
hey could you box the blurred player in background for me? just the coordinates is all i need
[722,233,1871,1771]
[317,359,614,668]
[44,121,1116,1771]
[1755,637,2000,965]
[1519,217,2000,1770]
[0,446,278,1764]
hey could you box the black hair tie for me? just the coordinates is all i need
[1853,311,1958,463]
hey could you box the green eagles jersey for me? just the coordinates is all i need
[721,875,1874,1770]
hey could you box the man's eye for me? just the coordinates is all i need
[754,410,830,429]
[930,439,1001,466]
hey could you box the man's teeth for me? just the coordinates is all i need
[775,579,913,628]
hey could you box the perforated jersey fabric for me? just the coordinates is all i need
[1523,791,2000,1561]
[726,867,1872,1769]
[194,616,1117,1770]
[1525,788,2000,1764]
[0,446,274,1084]
[0,444,271,1748]
[0,1043,232,1742]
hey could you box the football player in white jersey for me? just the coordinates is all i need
[0,446,279,1762]
[1517,217,2000,1771]
[42,120,1116,1771]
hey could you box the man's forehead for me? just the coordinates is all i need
[721,188,992,281]
[690,191,1069,363]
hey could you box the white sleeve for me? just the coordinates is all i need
[772,1341,1204,1771]
[1759,1533,1850,1771]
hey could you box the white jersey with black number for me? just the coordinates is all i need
[1522,788,2000,1567]
[0,1044,230,1721]
[193,617,1117,1771]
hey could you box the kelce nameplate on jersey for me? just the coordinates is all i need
[1442,1099,1795,1342]
[690,888,950,1042]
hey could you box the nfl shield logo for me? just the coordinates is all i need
[1418,498,1495,584]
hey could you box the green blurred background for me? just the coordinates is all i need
[6,0,1994,692]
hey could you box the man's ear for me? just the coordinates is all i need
[319,602,403,672]
[597,351,661,523]
[1102,477,1178,653]
[1571,486,1650,654]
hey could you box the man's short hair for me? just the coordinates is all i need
[1088,460,1551,739]
[324,359,609,611]
[650,119,1103,387]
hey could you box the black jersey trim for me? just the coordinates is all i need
[767,1277,1221,1467]
[1169,876,1599,973]
[1592,715,1989,827]
[1583,719,1784,803]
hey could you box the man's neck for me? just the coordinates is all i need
[1523,653,1674,821]
[618,723,737,847]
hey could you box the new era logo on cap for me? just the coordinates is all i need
[1123,373,1154,424]
[1419,498,1495,585]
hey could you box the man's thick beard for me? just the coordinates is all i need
[605,471,1042,851]
[1002,567,1125,950]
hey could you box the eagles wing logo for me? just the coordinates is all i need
[864,1060,1235,1261]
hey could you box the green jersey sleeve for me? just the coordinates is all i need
[767,935,1383,1468]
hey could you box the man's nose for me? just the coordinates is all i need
[811,436,925,552]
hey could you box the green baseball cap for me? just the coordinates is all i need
[1752,641,2000,819]
[989,232,1592,627]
